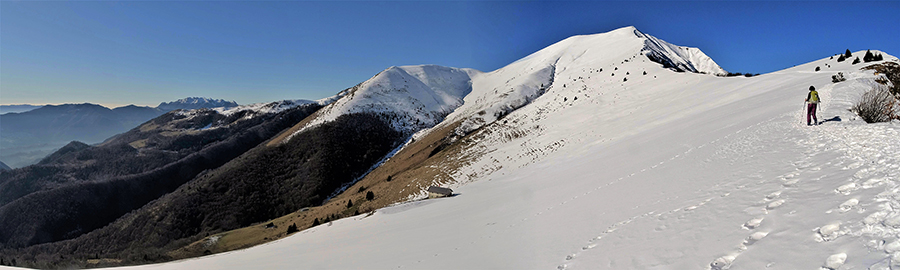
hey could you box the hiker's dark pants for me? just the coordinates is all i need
[807,103,818,124]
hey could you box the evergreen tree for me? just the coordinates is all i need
[864,50,875,62]
[838,55,846,62]
[346,199,353,208]
[852,57,861,65]
[312,218,320,227]
[366,191,375,201]
[845,49,852,57]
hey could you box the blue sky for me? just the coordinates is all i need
[1,1,898,108]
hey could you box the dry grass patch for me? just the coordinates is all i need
[170,119,487,258]
[265,109,323,147]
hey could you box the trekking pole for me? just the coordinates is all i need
[802,102,807,125]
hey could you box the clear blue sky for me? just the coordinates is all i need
[2,1,898,108]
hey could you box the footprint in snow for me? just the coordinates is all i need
[782,178,800,187]
[743,231,768,245]
[822,253,847,270]
[743,217,764,230]
[862,177,887,189]
[837,198,859,213]
[835,183,858,195]
[766,199,785,210]
[883,240,900,253]
[709,254,736,270]
[780,171,800,180]
[815,223,842,242]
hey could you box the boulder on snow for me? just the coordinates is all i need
[427,186,453,198]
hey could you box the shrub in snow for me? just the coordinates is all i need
[816,66,821,72]
[832,72,846,83]
[852,85,899,123]
[852,57,861,65]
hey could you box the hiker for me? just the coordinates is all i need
[805,85,820,125]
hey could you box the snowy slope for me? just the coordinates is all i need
[287,65,481,139]
[80,30,900,270]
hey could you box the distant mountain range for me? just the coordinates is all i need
[0,104,44,115]
[0,100,322,253]
[0,98,240,168]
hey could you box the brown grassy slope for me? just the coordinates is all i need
[168,119,479,259]
[169,112,542,261]
[862,61,900,95]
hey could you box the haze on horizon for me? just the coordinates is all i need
[2,1,898,108]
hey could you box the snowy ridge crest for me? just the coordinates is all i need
[635,28,727,75]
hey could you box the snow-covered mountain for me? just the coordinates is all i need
[285,26,725,144]
[6,27,897,270]
[157,97,239,111]
[282,65,480,142]
[427,26,727,140]
[213,99,316,117]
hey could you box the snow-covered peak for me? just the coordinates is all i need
[427,26,726,140]
[157,97,239,111]
[173,97,231,105]
[509,26,726,75]
[285,64,482,141]
[213,99,315,117]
